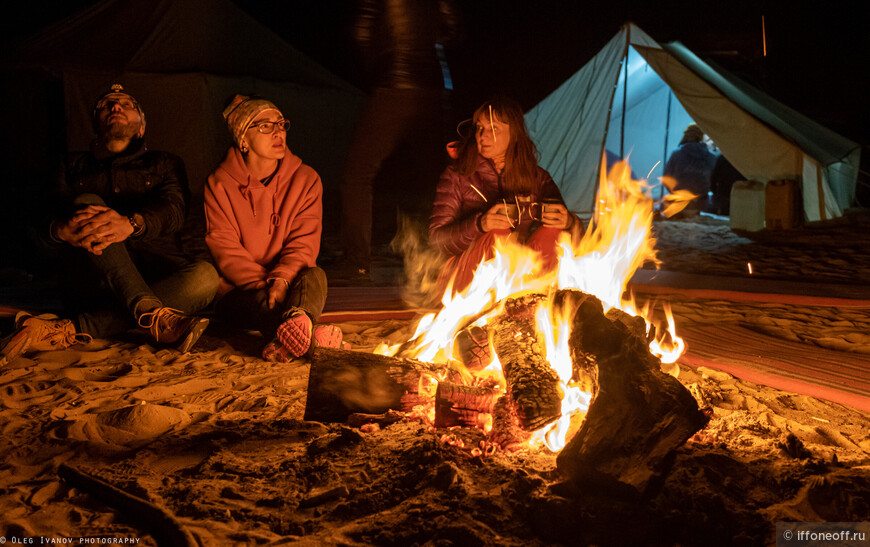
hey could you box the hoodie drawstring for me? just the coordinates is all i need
[269,190,280,235]
[240,185,256,217]
[238,177,280,234]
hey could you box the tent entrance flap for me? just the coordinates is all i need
[604,44,695,193]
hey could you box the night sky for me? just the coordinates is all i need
[259,0,870,144]
[5,0,868,143]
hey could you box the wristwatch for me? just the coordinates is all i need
[128,215,144,237]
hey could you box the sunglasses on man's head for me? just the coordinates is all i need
[95,97,137,111]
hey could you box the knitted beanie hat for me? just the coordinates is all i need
[222,94,280,147]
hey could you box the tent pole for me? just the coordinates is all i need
[597,24,632,214]
[662,90,672,201]
[620,48,628,158]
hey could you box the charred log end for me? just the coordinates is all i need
[605,307,650,343]
[488,395,531,451]
[551,288,591,314]
[503,293,550,320]
[557,296,709,498]
[454,326,492,372]
[304,347,446,423]
[434,382,497,429]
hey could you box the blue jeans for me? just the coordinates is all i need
[214,267,327,338]
[62,194,219,337]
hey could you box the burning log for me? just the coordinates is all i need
[433,381,497,429]
[488,395,531,451]
[454,325,491,372]
[491,296,562,431]
[501,293,549,318]
[304,347,448,423]
[556,296,709,497]
[346,410,405,428]
[605,307,651,343]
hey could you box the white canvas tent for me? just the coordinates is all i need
[526,23,861,222]
[10,0,364,197]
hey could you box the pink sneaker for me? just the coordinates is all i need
[276,310,313,357]
[312,324,343,349]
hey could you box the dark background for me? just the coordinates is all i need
[249,0,869,145]
[2,0,867,257]
[4,0,868,143]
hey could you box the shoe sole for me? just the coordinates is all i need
[277,313,313,357]
[177,317,209,353]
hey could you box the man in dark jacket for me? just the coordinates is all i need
[339,0,459,278]
[1,84,218,360]
[663,123,716,217]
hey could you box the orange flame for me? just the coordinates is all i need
[390,156,684,451]
[529,302,592,451]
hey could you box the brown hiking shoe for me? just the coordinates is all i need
[1,312,93,360]
[138,307,209,353]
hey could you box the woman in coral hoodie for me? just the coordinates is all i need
[205,95,340,360]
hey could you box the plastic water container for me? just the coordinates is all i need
[730,181,765,231]
[765,179,800,230]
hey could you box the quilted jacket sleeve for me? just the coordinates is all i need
[428,167,482,256]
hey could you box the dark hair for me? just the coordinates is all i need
[454,96,539,195]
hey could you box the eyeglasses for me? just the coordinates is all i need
[96,97,137,111]
[249,120,290,134]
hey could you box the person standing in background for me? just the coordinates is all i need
[339,0,460,279]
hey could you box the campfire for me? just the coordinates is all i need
[306,158,708,496]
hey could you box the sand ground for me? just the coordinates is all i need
[1,211,869,546]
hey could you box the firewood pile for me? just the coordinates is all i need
[305,292,708,496]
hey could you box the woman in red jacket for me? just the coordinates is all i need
[429,96,582,294]
[205,95,341,360]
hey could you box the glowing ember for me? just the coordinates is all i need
[386,156,686,452]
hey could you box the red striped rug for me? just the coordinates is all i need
[678,323,870,411]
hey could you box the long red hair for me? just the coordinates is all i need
[454,96,539,196]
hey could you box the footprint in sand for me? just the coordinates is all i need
[768,472,870,522]
[62,363,134,382]
[2,379,78,410]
